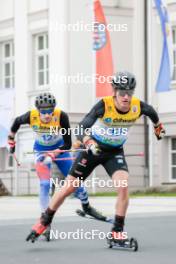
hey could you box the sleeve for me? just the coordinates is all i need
[77,99,105,141]
[11,111,31,133]
[59,111,72,150]
[140,101,159,124]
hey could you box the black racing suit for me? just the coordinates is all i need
[69,99,159,180]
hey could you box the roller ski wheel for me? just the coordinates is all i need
[42,225,51,242]
[76,209,86,217]
[130,238,138,251]
[26,221,48,243]
[26,230,39,243]
[106,233,138,252]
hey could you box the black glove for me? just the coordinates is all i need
[8,135,16,154]
[154,123,166,140]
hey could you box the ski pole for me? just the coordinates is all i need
[9,146,21,167]
[53,157,76,161]
[53,152,144,160]
[25,148,87,155]
[12,153,21,167]
[10,152,144,166]
[25,150,144,157]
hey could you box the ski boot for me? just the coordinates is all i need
[82,203,107,221]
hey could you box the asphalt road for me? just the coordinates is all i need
[0,214,175,264]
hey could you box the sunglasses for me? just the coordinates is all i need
[118,90,134,97]
[39,108,54,115]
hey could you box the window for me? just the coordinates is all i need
[0,41,14,89]
[34,33,49,89]
[170,138,176,181]
[172,27,176,82]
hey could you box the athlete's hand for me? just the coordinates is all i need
[8,135,16,154]
[46,149,62,160]
[84,139,101,156]
[46,152,56,160]
[73,140,84,149]
[154,122,165,140]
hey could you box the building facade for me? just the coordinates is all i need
[0,0,176,194]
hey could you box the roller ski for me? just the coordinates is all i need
[26,210,54,243]
[106,232,138,251]
[106,215,138,251]
[106,226,138,252]
[76,203,114,223]
[26,221,48,243]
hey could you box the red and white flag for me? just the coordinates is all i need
[93,0,114,97]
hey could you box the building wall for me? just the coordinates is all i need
[151,0,176,187]
[0,0,176,194]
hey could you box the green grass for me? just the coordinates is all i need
[88,192,117,197]
[88,191,176,197]
[131,193,176,197]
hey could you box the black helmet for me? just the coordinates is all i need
[35,92,56,109]
[112,71,136,90]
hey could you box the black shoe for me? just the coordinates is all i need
[26,230,39,243]
[110,225,127,243]
[82,203,107,221]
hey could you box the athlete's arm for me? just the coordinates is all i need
[59,111,72,150]
[8,111,30,153]
[140,101,165,139]
[140,101,159,124]
[10,111,31,135]
[77,99,105,142]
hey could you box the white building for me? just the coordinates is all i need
[0,0,176,195]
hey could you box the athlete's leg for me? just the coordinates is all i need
[26,152,104,241]
[103,151,129,235]
[49,175,79,210]
[48,148,99,210]
[55,151,107,220]
[35,154,52,212]
[111,170,129,233]
[26,174,79,242]
[54,152,89,205]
